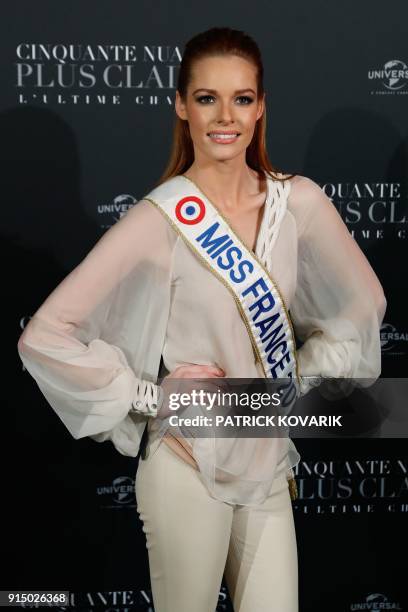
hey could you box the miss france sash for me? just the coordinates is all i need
[143,175,300,408]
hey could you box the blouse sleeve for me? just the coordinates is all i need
[287,176,387,397]
[17,199,175,448]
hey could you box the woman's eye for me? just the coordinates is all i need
[196,95,215,104]
[236,96,254,105]
[195,95,254,105]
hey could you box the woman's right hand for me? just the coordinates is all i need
[157,364,227,420]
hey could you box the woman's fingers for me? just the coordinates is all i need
[170,364,225,378]
[160,365,226,410]
[159,364,230,419]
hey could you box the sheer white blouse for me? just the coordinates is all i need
[17,172,387,506]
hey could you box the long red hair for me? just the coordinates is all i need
[154,27,296,187]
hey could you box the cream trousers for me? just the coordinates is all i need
[135,440,298,612]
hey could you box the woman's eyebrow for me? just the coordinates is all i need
[192,88,256,95]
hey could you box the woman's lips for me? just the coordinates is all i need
[207,132,241,144]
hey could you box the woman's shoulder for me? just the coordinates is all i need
[286,174,324,205]
[125,197,170,228]
[285,173,332,221]
[111,197,178,254]
[266,172,323,207]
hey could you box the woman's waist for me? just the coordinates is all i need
[146,420,290,468]
[144,420,197,468]
[160,351,263,379]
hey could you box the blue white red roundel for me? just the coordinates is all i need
[175,196,206,225]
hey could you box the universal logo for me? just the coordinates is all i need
[350,592,402,610]
[98,194,137,229]
[96,475,135,508]
[368,59,408,95]
[381,323,408,355]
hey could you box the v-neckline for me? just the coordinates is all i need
[179,171,269,255]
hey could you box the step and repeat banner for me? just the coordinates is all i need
[4,1,407,610]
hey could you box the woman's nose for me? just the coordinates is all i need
[216,101,235,123]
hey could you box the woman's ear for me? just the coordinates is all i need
[256,93,265,121]
[175,90,188,120]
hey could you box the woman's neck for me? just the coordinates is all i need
[182,163,265,212]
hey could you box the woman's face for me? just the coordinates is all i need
[175,55,265,163]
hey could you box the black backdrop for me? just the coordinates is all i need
[3,1,408,610]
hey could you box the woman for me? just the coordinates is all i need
[17,27,386,612]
